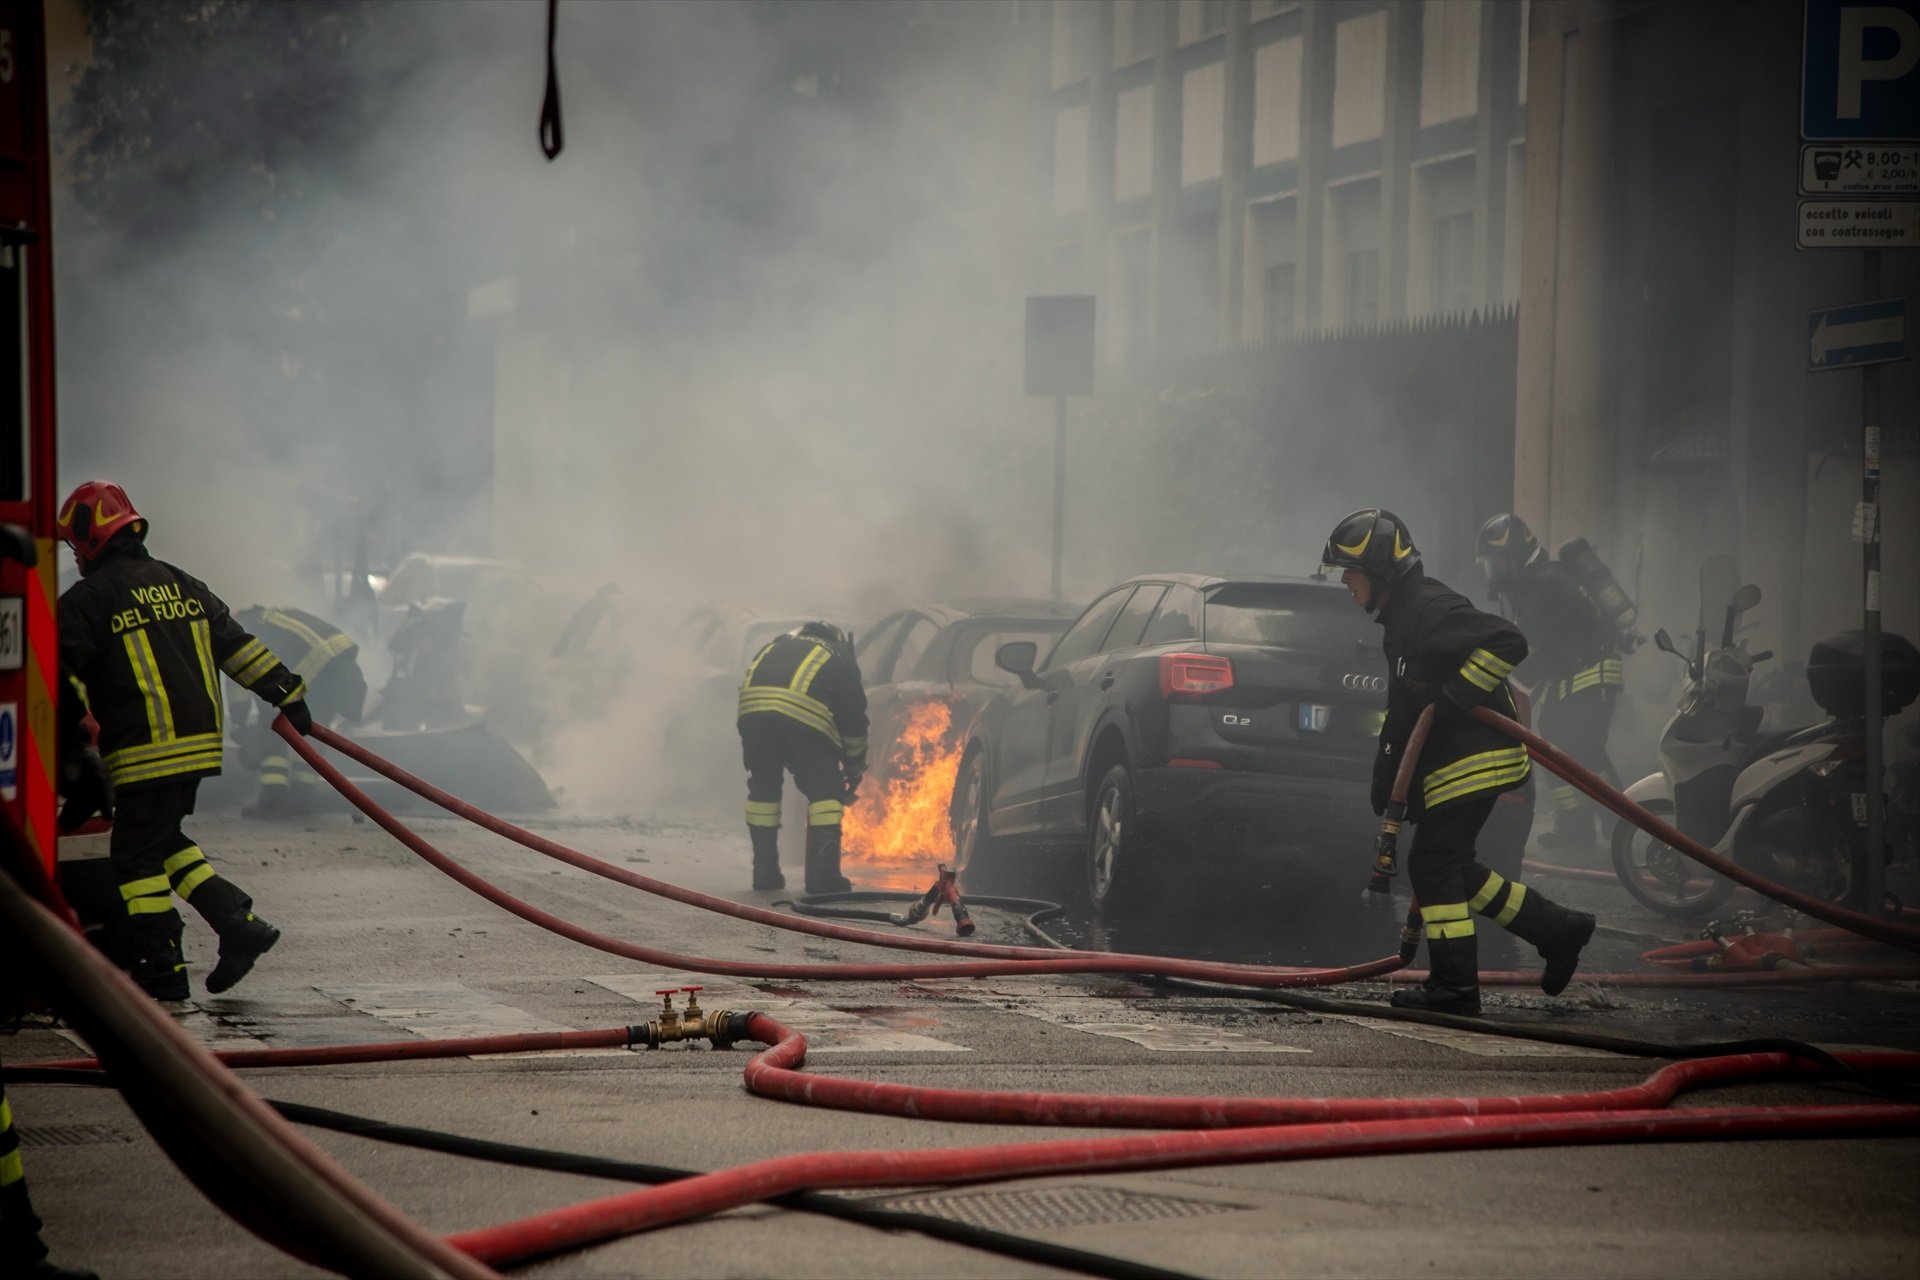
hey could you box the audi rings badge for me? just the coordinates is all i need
[1343,673,1387,693]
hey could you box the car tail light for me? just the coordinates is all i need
[1160,653,1233,700]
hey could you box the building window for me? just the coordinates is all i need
[1265,262,1298,341]
[1051,0,1097,88]
[1322,177,1381,329]
[1182,62,1225,187]
[1252,35,1303,166]
[1420,0,1482,127]
[1331,12,1387,147]
[1113,0,1139,67]
[1344,250,1380,327]
[1115,84,1155,202]
[1430,212,1474,314]
[1053,104,1090,216]
[1179,0,1228,45]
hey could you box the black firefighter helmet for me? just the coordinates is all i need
[795,621,854,654]
[1476,512,1542,599]
[1321,508,1422,607]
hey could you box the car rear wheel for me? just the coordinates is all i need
[950,749,1002,885]
[1087,763,1153,913]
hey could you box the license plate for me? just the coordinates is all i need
[1851,792,1869,825]
[1298,704,1331,733]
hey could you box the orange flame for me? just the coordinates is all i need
[842,700,964,890]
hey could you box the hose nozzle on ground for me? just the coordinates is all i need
[890,865,976,937]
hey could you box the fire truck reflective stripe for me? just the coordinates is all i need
[1469,871,1507,912]
[221,639,274,683]
[745,800,782,828]
[807,799,843,827]
[1495,880,1530,926]
[123,631,176,742]
[118,874,172,901]
[737,689,843,746]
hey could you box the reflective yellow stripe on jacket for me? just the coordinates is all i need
[739,642,844,748]
[1422,745,1531,809]
[262,608,356,680]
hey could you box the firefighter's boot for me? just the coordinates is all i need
[1484,878,1595,995]
[750,825,784,892]
[127,914,190,1003]
[206,910,281,995]
[1389,932,1481,1016]
[804,824,852,896]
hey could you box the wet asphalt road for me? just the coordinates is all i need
[8,789,1919,1279]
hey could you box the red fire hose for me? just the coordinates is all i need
[278,720,1402,988]
[279,721,1920,988]
[1473,707,1920,952]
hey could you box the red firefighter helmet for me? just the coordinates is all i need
[56,481,147,562]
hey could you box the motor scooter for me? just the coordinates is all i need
[1613,583,1920,916]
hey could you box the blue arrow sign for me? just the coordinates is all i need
[1808,297,1909,369]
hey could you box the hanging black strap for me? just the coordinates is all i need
[539,0,564,161]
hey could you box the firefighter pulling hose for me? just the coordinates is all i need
[1323,509,1597,1014]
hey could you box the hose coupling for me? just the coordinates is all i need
[1368,812,1403,895]
[631,988,756,1049]
[890,865,975,936]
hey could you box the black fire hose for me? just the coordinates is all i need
[1472,706,1920,952]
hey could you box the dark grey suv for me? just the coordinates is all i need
[948,573,1389,910]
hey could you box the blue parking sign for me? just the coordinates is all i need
[1803,0,1920,141]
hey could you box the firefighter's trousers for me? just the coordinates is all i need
[1408,796,1585,991]
[1,1066,49,1266]
[254,663,366,815]
[740,714,849,893]
[1537,684,1617,837]
[111,781,255,983]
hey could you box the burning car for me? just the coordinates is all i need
[840,599,1079,887]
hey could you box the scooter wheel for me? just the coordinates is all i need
[1609,800,1736,918]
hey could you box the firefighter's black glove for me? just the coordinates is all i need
[280,699,314,737]
[58,748,113,832]
[1397,919,1422,964]
[842,765,865,806]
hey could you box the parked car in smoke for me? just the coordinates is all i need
[856,599,1080,786]
[948,573,1388,911]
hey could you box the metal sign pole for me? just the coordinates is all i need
[1052,394,1066,607]
[1861,248,1885,916]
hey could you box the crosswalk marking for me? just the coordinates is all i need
[586,973,968,1054]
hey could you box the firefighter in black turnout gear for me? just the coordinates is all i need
[1323,509,1595,1014]
[1477,513,1621,849]
[55,482,314,1002]
[234,605,368,819]
[737,622,869,894]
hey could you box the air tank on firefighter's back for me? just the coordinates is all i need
[1559,537,1641,650]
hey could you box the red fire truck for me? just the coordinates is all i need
[0,0,62,881]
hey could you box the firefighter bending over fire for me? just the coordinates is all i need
[233,605,368,819]
[737,622,869,894]
[1323,508,1595,1014]
[1476,513,1622,850]
[56,482,314,1002]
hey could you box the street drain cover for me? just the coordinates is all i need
[15,1124,131,1147]
[879,1184,1248,1231]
